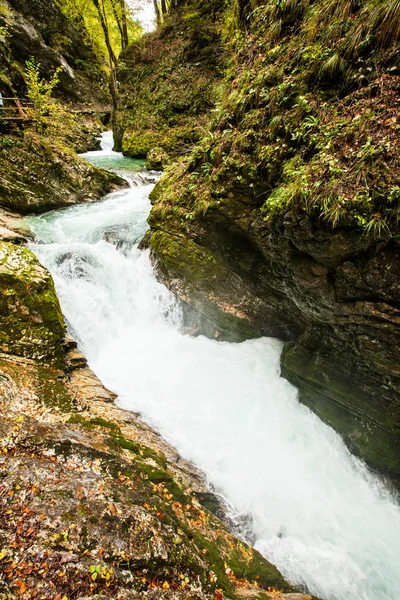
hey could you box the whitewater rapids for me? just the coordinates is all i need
[25,132,400,600]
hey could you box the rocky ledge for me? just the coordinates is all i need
[0,132,127,215]
[147,199,400,486]
[0,242,315,600]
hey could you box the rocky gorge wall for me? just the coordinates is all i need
[113,0,226,166]
[116,0,400,483]
[0,0,110,104]
[148,201,400,482]
[0,131,126,215]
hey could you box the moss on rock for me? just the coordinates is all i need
[0,241,65,367]
[150,229,261,341]
[146,146,170,170]
[0,132,127,214]
[114,0,226,161]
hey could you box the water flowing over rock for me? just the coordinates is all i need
[0,317,301,600]
[20,135,400,600]
[126,0,400,485]
[148,207,400,483]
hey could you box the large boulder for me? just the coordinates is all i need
[0,132,127,214]
[0,241,65,367]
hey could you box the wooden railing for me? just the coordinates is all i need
[0,98,35,121]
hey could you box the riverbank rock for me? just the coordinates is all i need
[0,132,127,214]
[0,241,66,368]
[0,207,31,243]
[0,349,312,600]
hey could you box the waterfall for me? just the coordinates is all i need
[24,132,400,600]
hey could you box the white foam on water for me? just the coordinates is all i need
[25,133,400,600]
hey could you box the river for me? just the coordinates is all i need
[24,132,400,600]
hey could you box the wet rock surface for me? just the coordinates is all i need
[0,242,65,368]
[148,206,400,484]
[0,208,31,244]
[0,352,313,600]
[0,133,127,215]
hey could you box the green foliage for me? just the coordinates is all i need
[145,0,400,238]
[88,564,114,585]
[25,58,62,111]
[0,22,9,42]
[24,57,91,140]
[115,0,227,158]
[59,0,142,64]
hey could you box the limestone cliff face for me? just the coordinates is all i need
[0,0,126,215]
[148,204,400,483]
[0,0,109,104]
[123,0,400,482]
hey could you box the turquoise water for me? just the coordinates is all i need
[80,131,146,174]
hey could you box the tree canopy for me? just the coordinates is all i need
[59,0,142,65]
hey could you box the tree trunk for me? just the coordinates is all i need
[110,0,125,49]
[91,0,118,125]
[92,0,117,66]
[153,0,161,25]
[118,0,129,49]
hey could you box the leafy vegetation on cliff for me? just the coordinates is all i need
[148,0,400,237]
[114,0,227,160]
